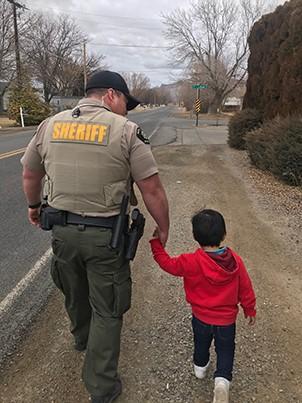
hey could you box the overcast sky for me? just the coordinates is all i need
[24,0,286,87]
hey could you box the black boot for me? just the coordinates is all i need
[90,379,122,403]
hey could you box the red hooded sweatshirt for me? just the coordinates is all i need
[150,239,256,326]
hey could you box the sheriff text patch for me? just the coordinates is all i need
[51,121,110,145]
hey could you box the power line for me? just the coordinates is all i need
[21,46,172,61]
[19,46,181,73]
[21,2,179,84]
[28,7,162,31]
[28,5,163,31]
[119,69,183,73]
[28,4,162,22]
[90,43,169,49]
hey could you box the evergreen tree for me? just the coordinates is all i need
[8,78,51,126]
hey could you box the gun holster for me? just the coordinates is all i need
[125,209,145,261]
[40,205,67,231]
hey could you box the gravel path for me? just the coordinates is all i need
[0,143,301,403]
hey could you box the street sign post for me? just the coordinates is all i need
[194,98,201,126]
[192,84,208,126]
[194,99,201,113]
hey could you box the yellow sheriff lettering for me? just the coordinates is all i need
[75,124,86,140]
[90,124,99,142]
[98,125,107,143]
[61,123,71,139]
[68,123,77,140]
[52,122,62,139]
[85,124,92,141]
[51,121,109,144]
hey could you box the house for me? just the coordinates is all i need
[223,97,242,112]
[222,81,246,112]
[50,96,81,112]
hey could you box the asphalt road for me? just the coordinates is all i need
[0,106,228,364]
[0,128,52,364]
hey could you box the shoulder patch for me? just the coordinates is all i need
[136,127,150,144]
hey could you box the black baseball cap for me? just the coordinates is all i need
[86,70,140,111]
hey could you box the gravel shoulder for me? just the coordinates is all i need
[0,142,301,403]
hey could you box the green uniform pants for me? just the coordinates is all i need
[50,224,131,396]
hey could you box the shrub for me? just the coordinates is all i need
[8,78,51,126]
[228,108,263,150]
[245,118,280,171]
[271,117,302,186]
[246,116,302,186]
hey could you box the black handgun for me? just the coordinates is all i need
[110,194,129,249]
[125,208,145,261]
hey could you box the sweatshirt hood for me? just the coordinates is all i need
[198,247,239,285]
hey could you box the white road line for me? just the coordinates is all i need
[0,248,52,315]
[149,125,160,139]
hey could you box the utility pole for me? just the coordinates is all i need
[7,0,28,85]
[83,41,87,94]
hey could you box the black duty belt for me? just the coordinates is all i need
[66,212,118,228]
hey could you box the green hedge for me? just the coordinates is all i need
[246,116,302,186]
[228,108,263,150]
[8,79,51,126]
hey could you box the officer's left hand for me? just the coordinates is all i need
[28,207,41,227]
[152,227,168,247]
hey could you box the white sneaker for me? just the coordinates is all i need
[193,361,210,379]
[213,377,230,403]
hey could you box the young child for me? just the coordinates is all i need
[150,209,256,403]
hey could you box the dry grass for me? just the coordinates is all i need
[0,116,17,128]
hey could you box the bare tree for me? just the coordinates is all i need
[177,79,198,111]
[51,52,106,97]
[163,0,275,112]
[123,72,151,102]
[151,85,173,106]
[22,13,105,103]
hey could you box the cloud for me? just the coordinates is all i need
[25,0,186,86]
[24,0,287,86]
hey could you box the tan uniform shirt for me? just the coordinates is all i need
[21,98,158,215]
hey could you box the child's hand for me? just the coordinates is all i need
[247,316,256,326]
[152,227,168,246]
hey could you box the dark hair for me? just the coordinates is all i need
[86,88,108,98]
[191,209,226,247]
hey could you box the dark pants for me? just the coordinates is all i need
[192,316,236,381]
[50,224,131,396]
